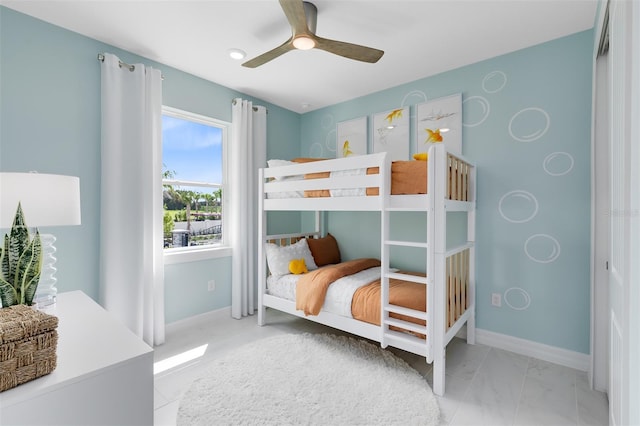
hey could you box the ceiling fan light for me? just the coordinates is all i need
[293,36,316,50]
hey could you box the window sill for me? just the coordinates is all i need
[164,245,232,265]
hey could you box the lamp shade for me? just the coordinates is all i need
[0,172,81,229]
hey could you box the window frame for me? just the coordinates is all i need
[161,106,231,264]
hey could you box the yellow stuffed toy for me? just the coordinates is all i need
[288,258,308,274]
[413,152,428,161]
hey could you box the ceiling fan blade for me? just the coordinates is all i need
[314,36,384,64]
[279,0,310,36]
[242,38,295,68]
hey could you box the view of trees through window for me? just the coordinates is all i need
[162,108,225,249]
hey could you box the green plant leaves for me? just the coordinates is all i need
[0,276,18,307]
[1,235,9,287]
[0,203,42,307]
[16,232,42,305]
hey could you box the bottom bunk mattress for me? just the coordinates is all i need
[266,258,426,333]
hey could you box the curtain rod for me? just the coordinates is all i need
[97,53,164,80]
[232,98,267,113]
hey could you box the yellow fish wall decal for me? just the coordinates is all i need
[385,108,404,124]
[342,140,353,157]
[425,128,444,143]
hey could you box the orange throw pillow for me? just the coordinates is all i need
[307,233,341,266]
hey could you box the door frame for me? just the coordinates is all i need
[590,0,610,394]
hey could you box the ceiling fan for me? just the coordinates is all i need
[242,0,384,68]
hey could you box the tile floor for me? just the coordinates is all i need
[153,308,609,426]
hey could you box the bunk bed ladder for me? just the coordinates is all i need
[379,148,435,360]
[378,151,429,354]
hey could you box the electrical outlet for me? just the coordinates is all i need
[491,293,501,307]
[207,280,216,291]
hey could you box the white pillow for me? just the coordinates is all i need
[267,159,296,168]
[267,159,303,181]
[264,238,318,276]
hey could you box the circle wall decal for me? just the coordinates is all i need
[498,190,539,223]
[482,71,507,94]
[401,90,428,107]
[504,287,531,311]
[309,142,324,158]
[524,234,561,263]
[508,107,550,142]
[462,96,490,127]
[321,114,334,130]
[543,152,574,176]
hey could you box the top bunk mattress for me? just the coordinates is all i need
[261,147,474,209]
[296,158,427,197]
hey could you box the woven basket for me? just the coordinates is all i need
[0,304,58,392]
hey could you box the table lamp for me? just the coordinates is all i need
[0,172,81,307]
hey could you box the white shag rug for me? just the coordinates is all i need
[177,333,440,426]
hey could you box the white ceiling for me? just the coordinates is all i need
[2,0,597,113]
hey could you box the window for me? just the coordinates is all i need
[162,106,230,262]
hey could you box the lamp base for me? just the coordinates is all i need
[35,294,57,308]
[34,233,58,308]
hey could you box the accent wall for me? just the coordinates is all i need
[299,30,593,354]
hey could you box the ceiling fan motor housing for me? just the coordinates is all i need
[303,1,317,33]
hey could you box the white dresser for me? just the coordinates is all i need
[0,291,154,425]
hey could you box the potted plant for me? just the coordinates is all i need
[0,203,42,307]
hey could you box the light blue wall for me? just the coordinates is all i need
[0,7,301,323]
[0,6,595,353]
[299,31,594,354]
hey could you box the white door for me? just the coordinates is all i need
[592,52,609,394]
[607,1,640,425]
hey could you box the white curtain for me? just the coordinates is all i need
[230,98,267,319]
[99,53,165,346]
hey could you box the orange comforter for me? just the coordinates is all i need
[296,258,381,316]
[352,273,426,338]
[295,258,426,336]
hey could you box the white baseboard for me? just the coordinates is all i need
[166,306,233,331]
[168,311,590,372]
[468,327,590,372]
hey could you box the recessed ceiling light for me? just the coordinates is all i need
[228,48,246,60]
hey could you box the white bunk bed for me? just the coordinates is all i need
[257,143,476,396]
